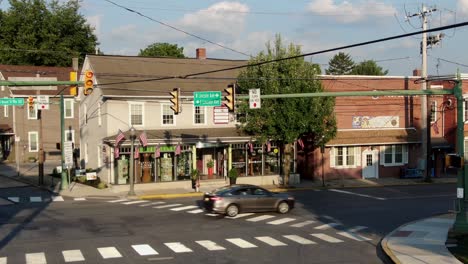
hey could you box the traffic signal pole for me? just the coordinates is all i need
[60,94,68,190]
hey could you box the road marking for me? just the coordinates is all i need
[329,189,387,200]
[337,231,372,241]
[0,257,6,264]
[7,197,19,203]
[227,213,255,219]
[267,218,296,225]
[283,235,316,245]
[226,238,258,248]
[187,209,204,214]
[348,226,368,233]
[52,196,65,202]
[246,215,276,222]
[26,252,46,264]
[97,247,122,259]
[205,213,218,217]
[291,220,315,227]
[255,236,287,246]
[154,204,182,209]
[171,205,199,211]
[107,199,128,203]
[122,200,148,205]
[132,244,159,256]
[62,250,85,262]
[311,233,343,243]
[74,198,86,201]
[314,223,341,230]
[140,201,165,207]
[196,240,226,251]
[164,242,193,253]
[30,197,42,203]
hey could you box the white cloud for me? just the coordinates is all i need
[307,0,396,23]
[458,0,468,16]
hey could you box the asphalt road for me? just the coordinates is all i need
[0,176,457,264]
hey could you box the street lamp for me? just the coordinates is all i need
[128,127,136,196]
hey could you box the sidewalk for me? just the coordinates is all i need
[382,214,463,264]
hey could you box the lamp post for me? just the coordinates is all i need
[128,127,136,196]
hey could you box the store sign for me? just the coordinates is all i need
[213,106,229,124]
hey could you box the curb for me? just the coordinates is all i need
[0,173,59,195]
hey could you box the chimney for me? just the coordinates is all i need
[413,69,421,76]
[196,48,206,60]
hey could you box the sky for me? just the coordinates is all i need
[3,0,468,76]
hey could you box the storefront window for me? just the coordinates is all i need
[232,144,246,177]
[265,143,280,175]
[248,143,262,176]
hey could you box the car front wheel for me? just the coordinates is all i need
[277,201,290,214]
[226,204,239,217]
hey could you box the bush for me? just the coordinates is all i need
[97,182,107,189]
[77,176,87,183]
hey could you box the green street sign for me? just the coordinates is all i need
[0,98,24,106]
[194,91,222,107]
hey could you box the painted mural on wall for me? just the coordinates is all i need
[352,116,399,129]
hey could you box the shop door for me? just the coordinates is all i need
[362,150,378,179]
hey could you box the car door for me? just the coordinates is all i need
[231,187,255,212]
[251,187,277,211]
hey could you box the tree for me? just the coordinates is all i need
[0,0,98,66]
[139,43,185,58]
[236,35,336,186]
[326,52,355,75]
[351,60,388,75]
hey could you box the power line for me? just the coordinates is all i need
[102,0,251,58]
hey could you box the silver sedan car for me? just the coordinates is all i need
[203,184,295,217]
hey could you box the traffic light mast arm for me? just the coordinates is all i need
[0,81,83,86]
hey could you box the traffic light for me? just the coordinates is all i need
[83,70,94,96]
[224,83,235,111]
[70,71,78,96]
[170,88,180,114]
[27,96,34,111]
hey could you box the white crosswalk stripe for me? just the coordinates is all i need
[30,197,42,203]
[171,205,199,211]
[26,252,46,264]
[165,242,193,253]
[311,233,343,243]
[348,226,368,233]
[291,220,315,228]
[154,204,182,209]
[107,199,128,203]
[187,209,204,214]
[0,257,6,264]
[255,236,287,246]
[196,240,226,251]
[267,218,296,225]
[122,200,148,205]
[97,247,122,259]
[140,201,165,207]
[73,198,86,201]
[52,196,65,202]
[205,213,218,217]
[283,235,316,245]
[7,197,19,203]
[226,238,258,248]
[246,215,276,222]
[227,213,255,219]
[337,231,372,241]
[62,250,85,262]
[132,244,159,256]
[314,223,341,230]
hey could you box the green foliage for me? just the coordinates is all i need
[351,60,388,75]
[206,159,214,168]
[190,169,199,180]
[139,42,185,58]
[326,52,355,75]
[0,0,98,66]
[237,34,337,146]
[228,168,238,179]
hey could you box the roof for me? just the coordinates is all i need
[87,55,247,97]
[327,129,420,146]
[0,64,74,96]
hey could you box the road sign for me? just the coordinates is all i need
[36,95,49,110]
[0,98,24,106]
[194,91,222,107]
[63,141,73,168]
[213,106,229,124]
[249,89,261,109]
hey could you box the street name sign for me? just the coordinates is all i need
[0,98,24,106]
[194,91,222,107]
[249,89,261,109]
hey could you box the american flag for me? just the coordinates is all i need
[175,144,181,155]
[248,142,253,152]
[114,147,119,159]
[134,145,140,159]
[432,122,439,134]
[139,131,148,147]
[115,129,125,146]
[155,145,160,158]
[297,138,304,149]
[266,140,271,152]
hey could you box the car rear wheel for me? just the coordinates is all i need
[277,201,290,214]
[226,204,239,217]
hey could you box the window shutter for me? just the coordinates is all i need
[403,145,408,164]
[380,146,385,165]
[355,146,361,167]
[330,147,335,167]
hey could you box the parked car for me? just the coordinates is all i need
[203,184,295,217]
